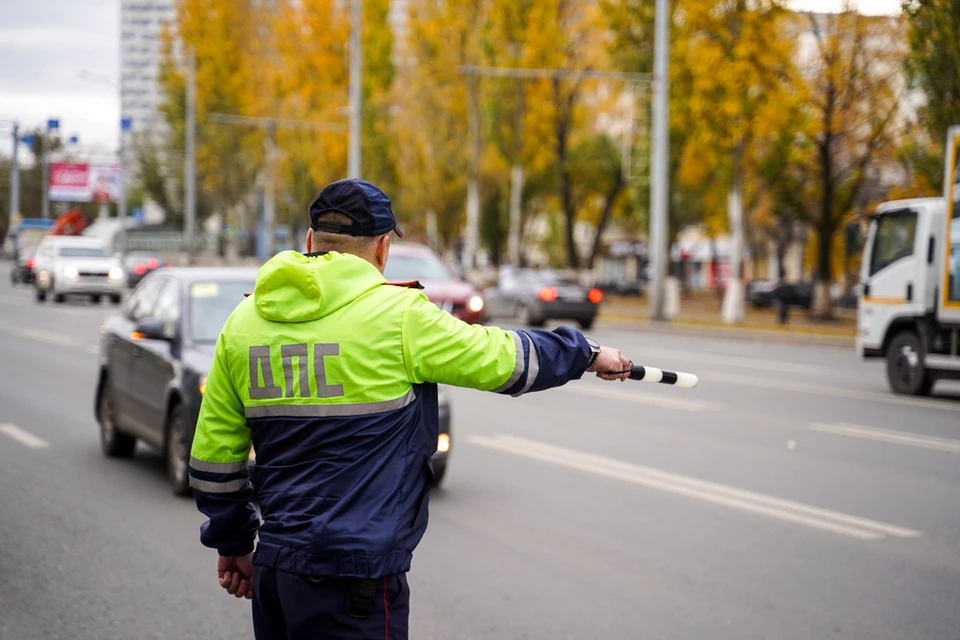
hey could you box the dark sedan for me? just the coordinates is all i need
[748,280,813,309]
[10,248,36,285]
[95,267,453,495]
[123,251,171,287]
[483,270,603,329]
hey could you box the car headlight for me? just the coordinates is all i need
[63,265,78,279]
[467,295,484,313]
[200,376,207,396]
[108,266,123,281]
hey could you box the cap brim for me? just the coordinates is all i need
[393,225,403,238]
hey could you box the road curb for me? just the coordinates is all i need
[597,317,855,349]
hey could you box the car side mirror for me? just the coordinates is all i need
[132,319,171,341]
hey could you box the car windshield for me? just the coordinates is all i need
[383,253,453,281]
[59,247,107,257]
[190,281,255,343]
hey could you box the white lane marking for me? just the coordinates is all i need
[0,423,50,449]
[0,295,28,307]
[470,434,922,541]
[810,423,960,454]
[709,371,960,412]
[563,383,722,412]
[0,318,96,353]
[10,326,88,348]
[636,347,832,376]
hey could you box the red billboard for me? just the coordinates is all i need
[48,163,121,203]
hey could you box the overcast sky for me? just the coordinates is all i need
[0,0,903,161]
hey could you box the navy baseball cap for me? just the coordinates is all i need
[309,178,403,238]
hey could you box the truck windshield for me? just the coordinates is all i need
[869,210,917,276]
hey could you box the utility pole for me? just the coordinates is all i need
[42,118,59,220]
[648,0,671,321]
[118,117,131,250]
[9,122,19,224]
[348,0,362,179]
[185,47,197,264]
[263,124,277,258]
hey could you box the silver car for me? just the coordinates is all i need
[33,236,125,304]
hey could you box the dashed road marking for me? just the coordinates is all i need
[636,347,833,376]
[470,434,922,541]
[0,423,50,449]
[564,383,722,412]
[708,371,960,412]
[810,422,960,454]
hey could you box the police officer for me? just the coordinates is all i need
[189,178,632,640]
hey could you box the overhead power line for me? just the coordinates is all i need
[457,65,652,82]
[208,113,347,133]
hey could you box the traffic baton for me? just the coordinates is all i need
[628,362,699,388]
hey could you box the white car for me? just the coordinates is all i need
[33,236,125,304]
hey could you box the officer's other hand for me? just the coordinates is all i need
[218,553,254,600]
[588,346,631,382]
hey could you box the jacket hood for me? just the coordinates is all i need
[253,251,386,323]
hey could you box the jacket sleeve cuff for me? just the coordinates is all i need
[218,543,255,557]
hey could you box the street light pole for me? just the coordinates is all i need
[41,120,57,220]
[9,122,19,224]
[185,47,197,264]
[348,0,362,179]
[648,0,671,321]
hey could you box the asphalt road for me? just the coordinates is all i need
[1,263,959,640]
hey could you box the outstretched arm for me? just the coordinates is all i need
[401,294,629,392]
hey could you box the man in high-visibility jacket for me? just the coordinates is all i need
[190,178,631,640]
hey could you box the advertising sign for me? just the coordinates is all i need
[48,163,121,203]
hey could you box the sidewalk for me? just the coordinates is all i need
[597,294,856,348]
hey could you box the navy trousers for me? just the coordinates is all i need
[252,566,410,640]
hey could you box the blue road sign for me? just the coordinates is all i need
[47,119,60,130]
[131,207,144,225]
[69,135,79,144]
[21,135,35,145]
[121,117,133,132]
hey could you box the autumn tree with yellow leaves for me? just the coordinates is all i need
[797,9,904,318]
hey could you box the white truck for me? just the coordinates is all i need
[857,126,960,395]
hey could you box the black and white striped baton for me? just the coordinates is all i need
[628,362,699,388]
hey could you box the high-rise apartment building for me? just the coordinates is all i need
[120,0,176,138]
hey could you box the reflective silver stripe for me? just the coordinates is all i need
[514,331,540,396]
[189,476,250,493]
[492,331,526,393]
[245,389,416,418]
[189,457,249,474]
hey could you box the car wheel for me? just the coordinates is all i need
[53,285,65,303]
[579,317,595,330]
[35,288,46,303]
[110,295,122,305]
[91,294,102,304]
[166,402,192,496]
[99,380,136,458]
[432,458,447,487]
[886,331,934,396]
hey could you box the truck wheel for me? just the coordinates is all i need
[886,331,934,396]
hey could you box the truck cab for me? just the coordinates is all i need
[858,127,960,394]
